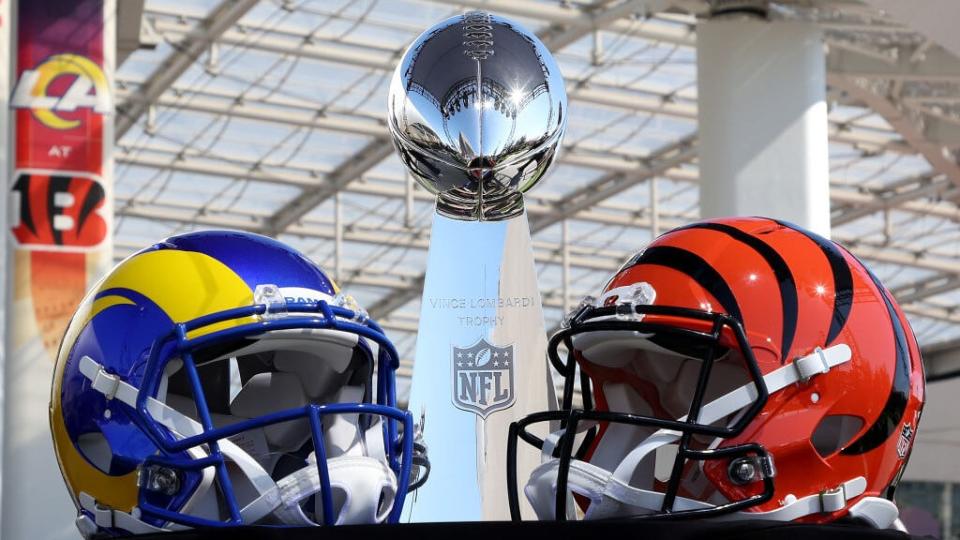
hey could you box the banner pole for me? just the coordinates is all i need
[2,1,114,537]
[0,0,11,526]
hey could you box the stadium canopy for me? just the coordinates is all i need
[114,0,960,397]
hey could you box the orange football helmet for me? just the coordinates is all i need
[508,217,925,528]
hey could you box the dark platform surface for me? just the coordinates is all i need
[112,520,929,540]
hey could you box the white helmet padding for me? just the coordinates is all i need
[572,329,752,424]
[152,326,398,528]
[230,372,310,449]
[588,383,657,492]
[222,328,365,401]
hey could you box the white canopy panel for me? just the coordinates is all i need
[114,0,960,395]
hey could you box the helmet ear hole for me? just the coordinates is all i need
[77,432,113,473]
[811,414,864,458]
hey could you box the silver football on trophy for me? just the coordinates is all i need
[387,11,568,221]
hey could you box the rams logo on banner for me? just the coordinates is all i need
[11,53,111,130]
[10,170,108,250]
[452,338,516,418]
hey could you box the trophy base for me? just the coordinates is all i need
[403,211,554,522]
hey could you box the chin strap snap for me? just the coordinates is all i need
[744,477,867,522]
[76,493,164,537]
[793,347,833,382]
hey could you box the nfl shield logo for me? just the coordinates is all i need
[897,423,914,459]
[452,338,515,418]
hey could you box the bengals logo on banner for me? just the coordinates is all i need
[11,169,108,250]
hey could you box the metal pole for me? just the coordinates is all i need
[591,29,603,66]
[649,177,660,238]
[405,171,414,228]
[0,0,10,524]
[562,219,571,313]
[205,42,219,74]
[334,191,343,282]
[943,481,953,540]
[884,208,893,245]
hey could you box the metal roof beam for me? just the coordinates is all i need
[531,134,698,231]
[828,41,960,82]
[828,73,960,189]
[116,88,388,138]
[261,139,394,236]
[452,0,696,46]
[114,147,702,225]
[919,336,960,380]
[114,200,675,273]
[830,186,960,223]
[115,198,960,320]
[900,303,960,326]
[116,81,914,198]
[113,92,663,173]
[126,22,914,157]
[146,1,691,52]
[121,142,960,242]
[121,193,960,275]
[834,238,960,275]
[144,5,701,240]
[538,0,671,51]
[831,175,956,225]
[147,3,960,91]
[119,142,960,230]
[116,0,260,138]
[114,196,684,258]
[920,113,960,147]
[125,24,700,129]
[891,273,960,304]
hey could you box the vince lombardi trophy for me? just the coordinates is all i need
[388,11,567,521]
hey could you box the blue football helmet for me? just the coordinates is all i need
[50,231,419,536]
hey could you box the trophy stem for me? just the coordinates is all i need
[404,211,554,521]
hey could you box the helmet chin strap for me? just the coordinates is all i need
[526,457,877,524]
[266,454,397,525]
[525,344,885,525]
[78,356,398,533]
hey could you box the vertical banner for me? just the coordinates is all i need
[2,1,113,538]
[0,0,8,531]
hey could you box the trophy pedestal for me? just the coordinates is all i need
[404,211,553,521]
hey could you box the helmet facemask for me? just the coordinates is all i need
[76,300,414,530]
[508,304,775,521]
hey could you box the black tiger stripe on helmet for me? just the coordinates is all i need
[773,220,854,347]
[777,221,911,456]
[677,221,799,364]
[632,245,744,325]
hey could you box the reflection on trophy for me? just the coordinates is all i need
[389,10,565,221]
[388,11,567,521]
